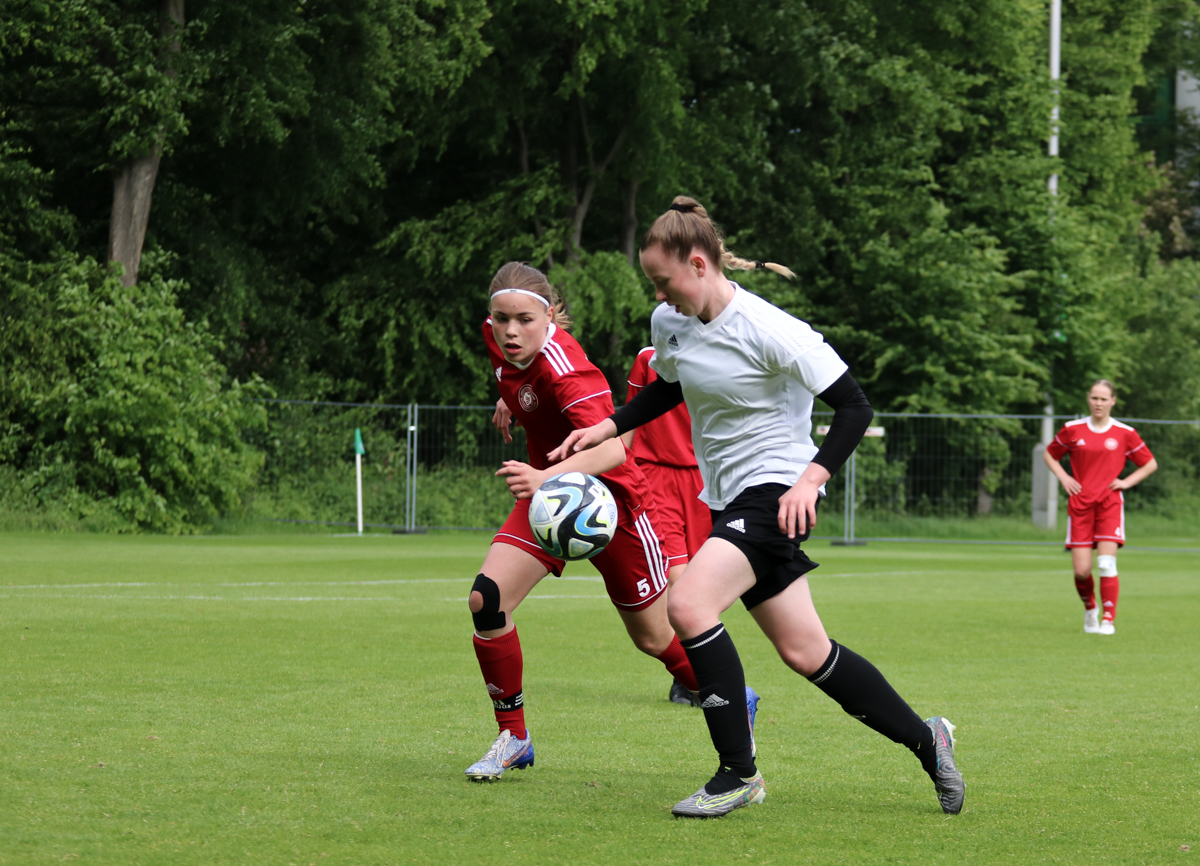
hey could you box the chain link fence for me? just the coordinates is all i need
[246,401,1200,538]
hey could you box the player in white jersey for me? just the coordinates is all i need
[552,196,964,818]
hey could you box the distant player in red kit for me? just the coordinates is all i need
[465,261,711,782]
[1043,380,1158,635]
[623,346,713,706]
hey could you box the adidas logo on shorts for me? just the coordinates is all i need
[668,334,679,346]
[700,693,730,709]
[727,518,746,533]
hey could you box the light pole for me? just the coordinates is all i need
[1033,0,1062,530]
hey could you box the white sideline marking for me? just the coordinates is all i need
[3,575,603,590]
[0,594,414,602]
[0,593,608,603]
[442,595,605,602]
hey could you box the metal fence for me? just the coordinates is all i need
[248,401,1200,538]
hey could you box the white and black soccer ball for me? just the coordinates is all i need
[528,472,618,561]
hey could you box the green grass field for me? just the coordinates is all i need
[2,531,1197,865]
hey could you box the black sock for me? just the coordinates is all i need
[807,640,936,774]
[681,623,756,781]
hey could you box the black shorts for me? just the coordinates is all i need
[709,483,820,611]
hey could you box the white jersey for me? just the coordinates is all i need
[649,284,847,509]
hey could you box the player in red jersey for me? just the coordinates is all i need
[623,346,713,706]
[1043,380,1158,635]
[464,261,702,782]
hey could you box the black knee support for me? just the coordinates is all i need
[471,573,506,632]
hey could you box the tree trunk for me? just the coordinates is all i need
[107,0,184,287]
[515,121,552,269]
[109,152,163,287]
[620,175,640,267]
[562,92,632,262]
[976,466,995,516]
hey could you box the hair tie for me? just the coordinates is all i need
[669,203,694,213]
[755,261,767,269]
[490,287,550,307]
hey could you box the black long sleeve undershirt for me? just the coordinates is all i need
[607,368,872,479]
[609,376,684,435]
[811,370,874,476]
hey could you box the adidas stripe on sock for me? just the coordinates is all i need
[681,623,755,778]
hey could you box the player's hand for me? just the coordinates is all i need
[492,398,517,444]
[547,418,618,463]
[1060,475,1082,496]
[778,478,821,539]
[1108,476,1132,491]
[496,460,546,500]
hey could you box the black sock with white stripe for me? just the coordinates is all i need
[807,640,936,772]
[681,623,756,784]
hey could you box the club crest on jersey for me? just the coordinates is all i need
[518,384,538,411]
[1104,437,1119,451]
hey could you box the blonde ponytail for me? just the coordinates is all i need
[642,195,795,280]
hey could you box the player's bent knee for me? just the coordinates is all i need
[776,643,823,677]
[470,573,506,632]
[630,632,668,656]
[666,594,701,635]
[1097,555,1117,577]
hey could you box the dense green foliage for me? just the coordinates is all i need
[3,0,1199,529]
[0,252,267,531]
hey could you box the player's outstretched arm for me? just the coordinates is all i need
[1110,456,1158,491]
[547,418,619,463]
[502,437,626,499]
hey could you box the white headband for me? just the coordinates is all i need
[489,287,550,307]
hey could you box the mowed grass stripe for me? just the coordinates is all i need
[1,532,1196,865]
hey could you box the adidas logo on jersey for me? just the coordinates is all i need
[668,334,679,347]
[486,683,503,695]
[727,518,746,533]
[699,693,730,709]
[495,366,503,381]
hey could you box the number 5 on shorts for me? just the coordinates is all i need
[637,579,651,597]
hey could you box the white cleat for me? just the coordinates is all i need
[464,729,534,781]
[1084,607,1101,634]
[1099,619,1115,636]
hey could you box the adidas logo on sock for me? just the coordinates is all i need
[486,683,503,695]
[727,518,745,533]
[668,334,679,346]
[700,693,730,709]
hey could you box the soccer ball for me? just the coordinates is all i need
[528,472,618,561]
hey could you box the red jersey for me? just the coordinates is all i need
[1046,417,1154,507]
[484,320,647,507]
[626,347,697,469]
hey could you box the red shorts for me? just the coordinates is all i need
[638,462,712,566]
[1065,493,1125,548]
[494,497,669,610]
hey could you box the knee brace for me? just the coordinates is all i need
[470,573,506,632]
[1097,555,1118,577]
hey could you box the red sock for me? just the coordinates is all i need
[473,628,527,739]
[1100,576,1119,622]
[1074,574,1097,609]
[657,634,698,692]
